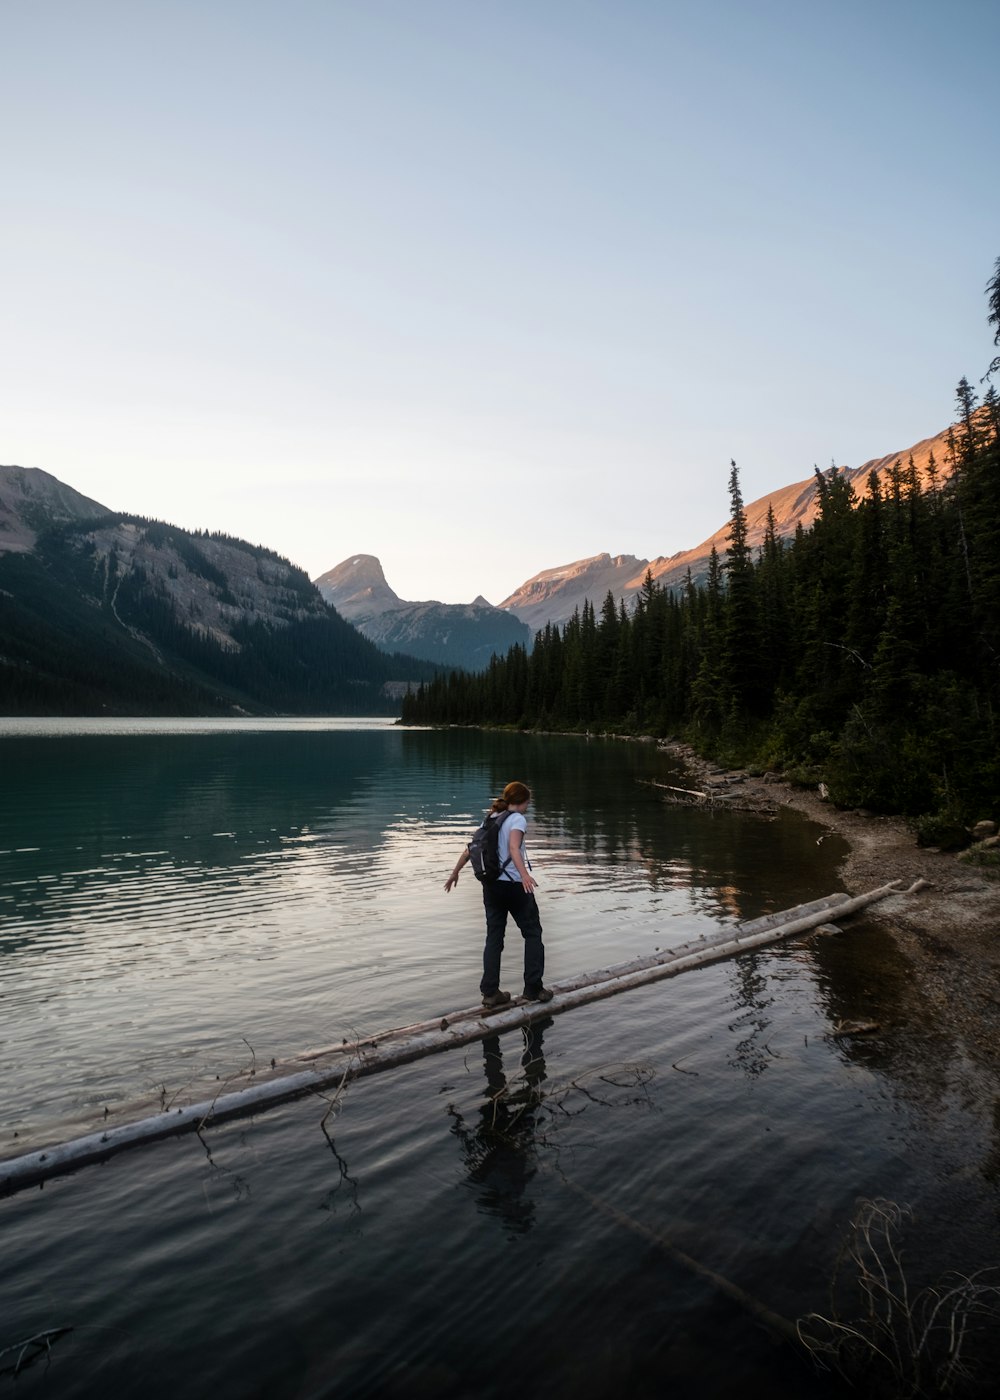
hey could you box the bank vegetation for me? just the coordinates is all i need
[404,264,1000,839]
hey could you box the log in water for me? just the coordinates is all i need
[0,880,922,1195]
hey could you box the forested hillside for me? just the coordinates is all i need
[404,267,1000,830]
[0,513,436,715]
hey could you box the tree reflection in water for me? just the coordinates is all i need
[727,952,778,1080]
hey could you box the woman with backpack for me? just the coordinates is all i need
[444,780,554,1008]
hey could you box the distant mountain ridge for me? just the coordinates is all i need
[3,412,963,716]
[496,553,648,634]
[0,476,434,716]
[315,554,532,671]
[498,420,959,631]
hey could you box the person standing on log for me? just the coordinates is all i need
[445,780,553,1008]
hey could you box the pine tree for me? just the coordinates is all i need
[950,377,1000,678]
[691,545,726,734]
[986,255,1000,379]
[722,459,763,716]
[756,502,792,694]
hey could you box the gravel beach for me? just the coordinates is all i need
[661,742,1000,1076]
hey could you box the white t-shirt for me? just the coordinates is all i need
[498,811,529,881]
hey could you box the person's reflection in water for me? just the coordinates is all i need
[448,1018,553,1235]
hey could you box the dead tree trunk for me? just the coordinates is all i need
[0,881,924,1195]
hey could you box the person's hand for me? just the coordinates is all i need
[522,874,538,895]
[444,872,459,892]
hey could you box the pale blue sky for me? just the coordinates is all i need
[2,0,997,603]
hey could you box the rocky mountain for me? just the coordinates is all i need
[315,554,402,618]
[315,554,532,671]
[0,480,435,716]
[496,553,648,634]
[0,464,112,552]
[499,420,959,631]
[4,414,963,714]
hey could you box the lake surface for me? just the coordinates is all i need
[2,720,999,1398]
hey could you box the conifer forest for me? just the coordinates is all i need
[404,263,1000,834]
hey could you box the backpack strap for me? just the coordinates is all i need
[494,809,515,879]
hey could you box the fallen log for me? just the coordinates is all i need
[0,880,923,1196]
[640,779,710,799]
[297,888,861,1057]
[829,1020,880,1038]
[555,1171,800,1345]
[638,777,779,816]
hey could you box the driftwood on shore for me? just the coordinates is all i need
[638,777,780,816]
[0,880,926,1196]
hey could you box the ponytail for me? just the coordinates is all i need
[489,780,531,813]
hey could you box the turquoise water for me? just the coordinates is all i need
[1,721,998,1398]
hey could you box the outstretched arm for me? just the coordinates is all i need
[445,847,471,892]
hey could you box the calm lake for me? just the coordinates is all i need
[2,719,999,1398]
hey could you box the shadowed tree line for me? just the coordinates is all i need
[404,263,1000,830]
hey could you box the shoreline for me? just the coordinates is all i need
[659,739,1000,1076]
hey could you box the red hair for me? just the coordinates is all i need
[489,780,531,813]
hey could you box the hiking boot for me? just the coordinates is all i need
[523,984,554,1003]
[482,990,512,1009]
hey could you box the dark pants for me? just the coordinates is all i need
[480,880,544,995]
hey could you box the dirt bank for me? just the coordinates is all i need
[660,742,1000,1073]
